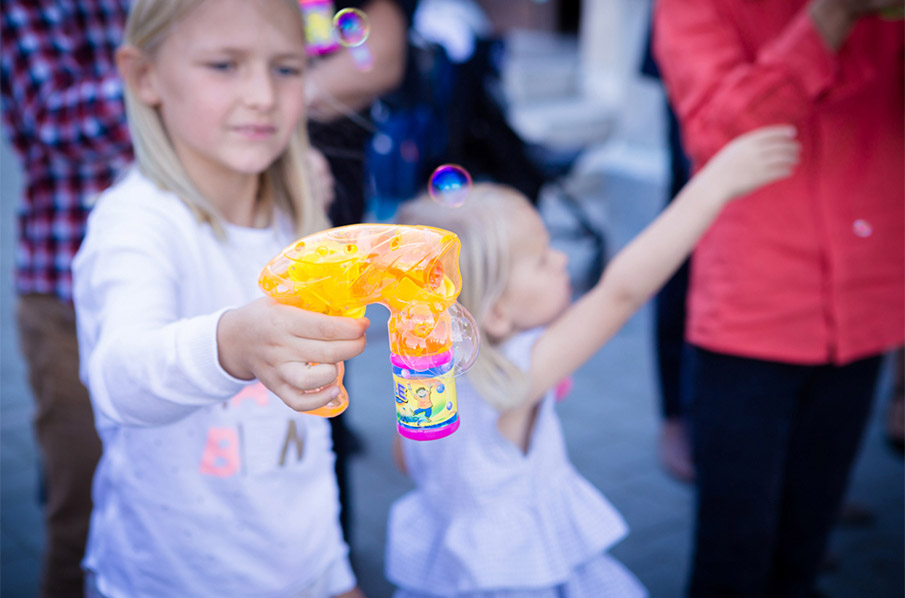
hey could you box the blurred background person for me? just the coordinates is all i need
[0,2,132,596]
[303,0,416,548]
[640,23,695,484]
[654,0,904,595]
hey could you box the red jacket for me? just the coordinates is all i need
[654,0,904,365]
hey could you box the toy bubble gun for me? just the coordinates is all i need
[259,224,480,440]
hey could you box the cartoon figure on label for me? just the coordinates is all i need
[411,384,433,421]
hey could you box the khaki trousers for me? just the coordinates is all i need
[17,295,102,598]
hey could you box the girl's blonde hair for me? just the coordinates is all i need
[121,0,328,237]
[397,183,531,411]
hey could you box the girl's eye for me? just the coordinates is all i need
[274,65,302,77]
[207,61,235,72]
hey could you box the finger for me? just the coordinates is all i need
[753,124,797,139]
[281,361,339,392]
[287,310,370,341]
[274,382,343,413]
[286,336,368,364]
[739,125,797,148]
[762,147,801,166]
[759,164,797,185]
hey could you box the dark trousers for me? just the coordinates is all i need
[654,100,692,420]
[686,347,882,598]
[17,295,103,598]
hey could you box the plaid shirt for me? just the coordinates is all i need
[1,0,133,302]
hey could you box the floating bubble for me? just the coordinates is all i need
[448,302,480,376]
[333,8,370,47]
[853,219,873,238]
[446,401,453,410]
[429,164,472,208]
[437,383,446,393]
[401,369,410,379]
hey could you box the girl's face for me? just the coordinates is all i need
[495,200,571,333]
[143,0,307,185]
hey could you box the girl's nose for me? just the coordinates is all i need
[244,67,276,110]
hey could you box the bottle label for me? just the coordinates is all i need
[392,355,458,439]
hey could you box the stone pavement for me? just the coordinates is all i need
[2,81,903,598]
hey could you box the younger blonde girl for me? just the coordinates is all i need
[386,125,800,597]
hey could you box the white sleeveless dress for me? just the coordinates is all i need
[385,329,648,598]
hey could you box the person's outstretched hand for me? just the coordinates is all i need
[701,124,800,200]
[217,298,369,412]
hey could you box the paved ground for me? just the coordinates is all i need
[2,78,903,598]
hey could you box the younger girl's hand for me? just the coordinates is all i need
[217,298,369,412]
[702,124,800,200]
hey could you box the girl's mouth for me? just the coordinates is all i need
[234,125,276,140]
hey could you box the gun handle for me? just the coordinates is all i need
[301,362,349,417]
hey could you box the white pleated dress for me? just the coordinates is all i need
[386,330,648,598]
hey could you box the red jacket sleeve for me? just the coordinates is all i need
[652,0,839,166]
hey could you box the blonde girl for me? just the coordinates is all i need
[73,1,369,596]
[386,125,800,597]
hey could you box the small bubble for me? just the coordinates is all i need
[333,8,370,47]
[429,164,472,208]
[316,245,329,256]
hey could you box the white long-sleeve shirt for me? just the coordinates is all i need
[73,168,353,597]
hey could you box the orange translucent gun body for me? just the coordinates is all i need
[259,224,476,440]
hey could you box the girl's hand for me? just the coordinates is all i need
[217,298,369,412]
[701,124,800,201]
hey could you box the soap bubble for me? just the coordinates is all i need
[447,302,480,376]
[333,8,369,47]
[429,164,472,208]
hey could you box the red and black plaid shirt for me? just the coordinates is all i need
[1,0,133,302]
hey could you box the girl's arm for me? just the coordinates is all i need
[75,199,368,427]
[526,125,799,402]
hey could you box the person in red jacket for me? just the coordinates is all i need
[653,0,904,595]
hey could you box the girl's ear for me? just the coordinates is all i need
[483,301,512,340]
[116,45,161,106]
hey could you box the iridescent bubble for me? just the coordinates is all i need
[333,8,370,48]
[429,164,472,208]
[446,401,453,410]
[853,219,873,238]
[401,369,410,379]
[437,383,445,393]
[447,302,480,376]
